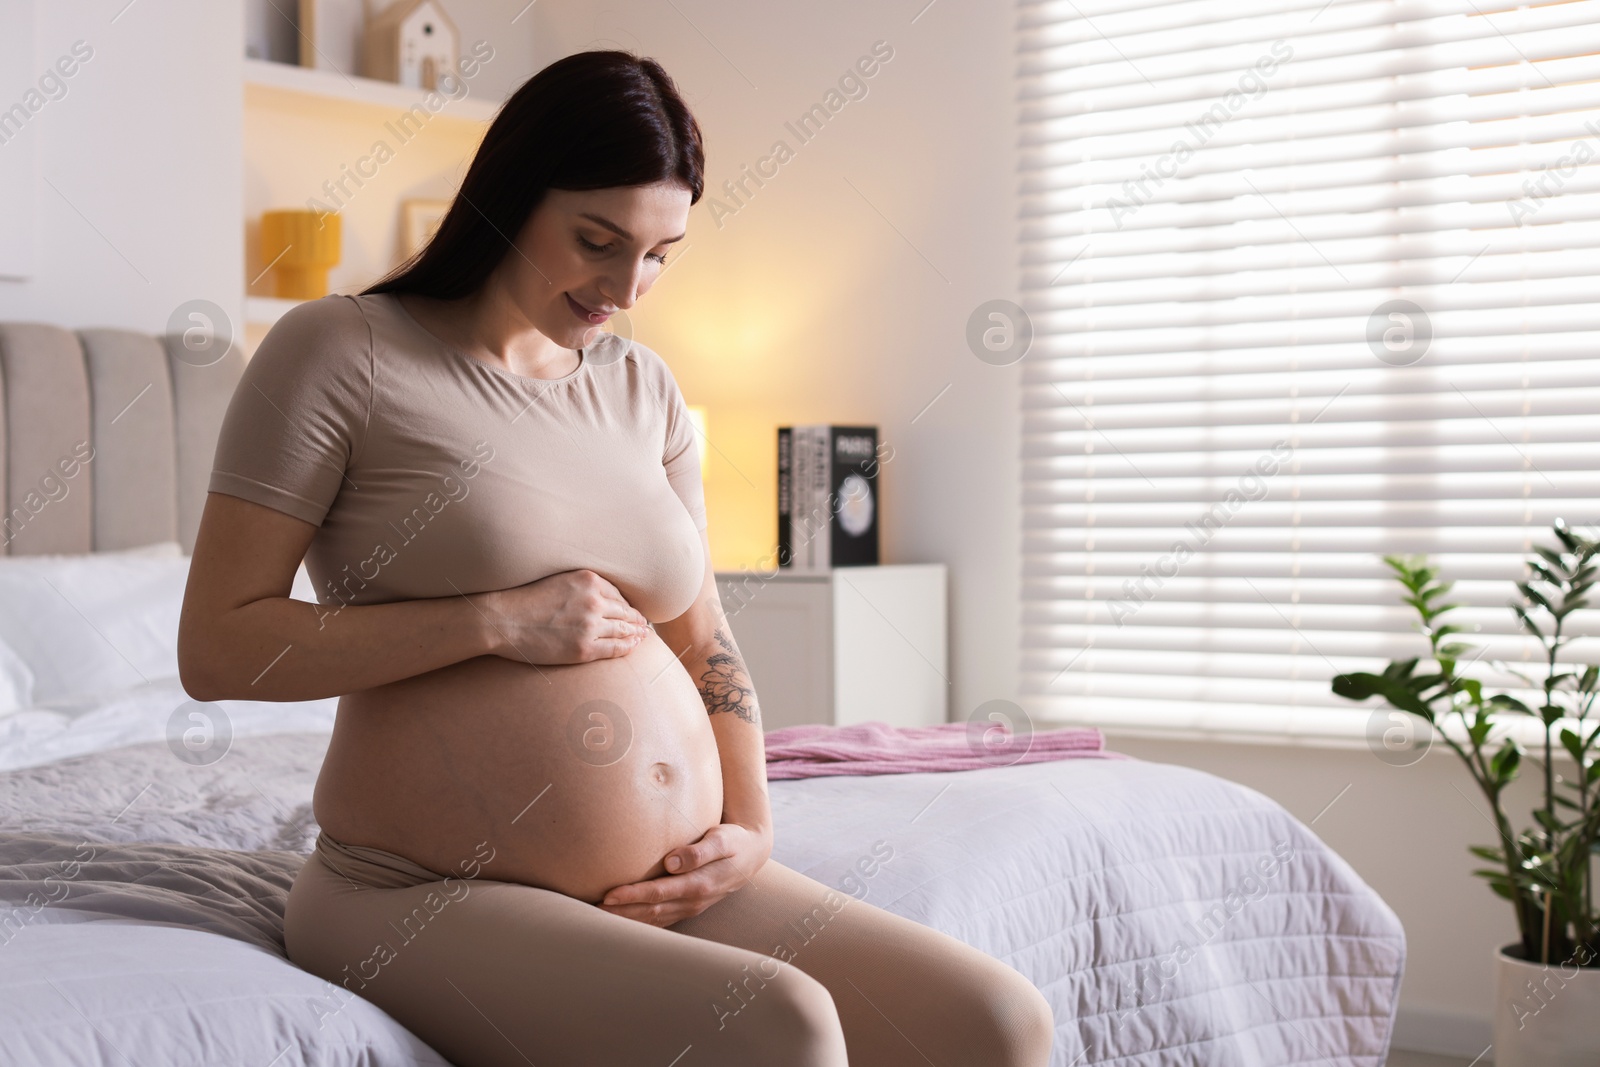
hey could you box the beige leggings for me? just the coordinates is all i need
[284,831,1055,1066]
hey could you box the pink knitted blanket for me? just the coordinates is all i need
[763,720,1122,780]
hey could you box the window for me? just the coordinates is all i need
[1018,0,1600,739]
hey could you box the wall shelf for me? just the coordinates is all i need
[243,57,500,124]
[241,49,498,355]
[241,54,498,348]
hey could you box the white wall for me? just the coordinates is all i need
[0,0,243,335]
[529,2,1024,724]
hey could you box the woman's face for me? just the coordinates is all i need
[503,181,692,349]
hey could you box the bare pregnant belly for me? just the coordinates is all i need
[312,629,724,904]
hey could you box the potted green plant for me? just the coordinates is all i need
[1331,518,1599,1066]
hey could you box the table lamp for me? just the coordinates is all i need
[259,210,342,299]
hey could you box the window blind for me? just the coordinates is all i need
[1017,0,1600,739]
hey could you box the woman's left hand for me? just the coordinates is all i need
[597,822,773,927]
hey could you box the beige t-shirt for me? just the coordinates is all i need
[208,292,707,623]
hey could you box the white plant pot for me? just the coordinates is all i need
[1492,941,1600,1066]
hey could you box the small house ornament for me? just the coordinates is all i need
[362,0,460,91]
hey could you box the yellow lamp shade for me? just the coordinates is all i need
[259,210,342,299]
[687,405,709,481]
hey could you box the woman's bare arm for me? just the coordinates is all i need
[179,492,650,703]
[178,492,502,703]
[653,529,772,839]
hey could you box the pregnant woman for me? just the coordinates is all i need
[179,50,1053,1067]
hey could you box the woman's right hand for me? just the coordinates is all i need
[479,569,651,665]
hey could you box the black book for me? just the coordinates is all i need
[776,427,792,568]
[822,425,879,567]
[777,425,880,568]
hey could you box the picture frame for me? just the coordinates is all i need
[399,198,451,262]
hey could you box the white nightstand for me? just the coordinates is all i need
[713,563,949,732]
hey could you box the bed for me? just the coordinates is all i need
[0,320,1407,1065]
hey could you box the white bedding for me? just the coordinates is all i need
[0,703,1407,1066]
[0,556,328,773]
[3,918,450,1067]
[0,675,337,774]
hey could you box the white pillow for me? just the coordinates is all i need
[0,545,320,712]
[0,638,34,714]
[0,542,191,708]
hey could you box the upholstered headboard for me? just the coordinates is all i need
[0,323,244,556]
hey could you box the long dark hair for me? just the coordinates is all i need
[363,50,705,300]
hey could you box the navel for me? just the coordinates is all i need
[649,761,672,786]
